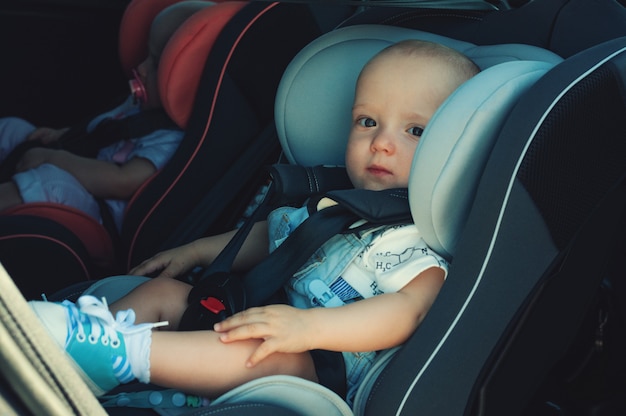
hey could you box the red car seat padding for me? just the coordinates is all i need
[119,0,188,74]
[119,0,221,74]
[158,1,247,128]
[2,203,115,269]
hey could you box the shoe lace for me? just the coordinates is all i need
[62,295,168,347]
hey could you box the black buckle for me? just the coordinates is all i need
[178,272,246,331]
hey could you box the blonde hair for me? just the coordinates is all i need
[359,39,480,87]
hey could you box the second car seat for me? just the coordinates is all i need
[0,0,224,297]
[0,0,329,299]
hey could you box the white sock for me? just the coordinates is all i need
[124,329,152,383]
[113,309,168,384]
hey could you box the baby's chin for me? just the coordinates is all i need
[359,181,408,191]
[348,170,408,191]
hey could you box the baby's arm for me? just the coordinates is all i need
[216,266,445,367]
[131,221,269,278]
[26,127,70,144]
[16,148,155,199]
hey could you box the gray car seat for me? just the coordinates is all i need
[226,24,626,416]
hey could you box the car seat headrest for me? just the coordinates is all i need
[148,1,215,65]
[118,0,246,128]
[156,1,246,128]
[275,25,562,167]
[275,24,563,259]
[119,0,198,74]
[119,0,232,73]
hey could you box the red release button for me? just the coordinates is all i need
[200,297,226,314]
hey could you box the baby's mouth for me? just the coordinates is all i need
[367,165,392,176]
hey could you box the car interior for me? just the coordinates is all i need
[1,0,626,415]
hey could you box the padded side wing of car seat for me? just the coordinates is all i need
[364,36,626,416]
[2,203,115,269]
[119,0,231,74]
[157,1,247,129]
[0,215,95,300]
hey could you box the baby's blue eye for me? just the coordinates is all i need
[358,117,376,128]
[408,126,424,137]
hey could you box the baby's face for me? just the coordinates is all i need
[345,53,458,190]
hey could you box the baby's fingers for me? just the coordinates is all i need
[215,315,276,367]
[129,259,161,276]
[130,254,181,278]
[214,308,262,332]
[216,315,267,342]
[245,339,278,367]
[219,330,278,367]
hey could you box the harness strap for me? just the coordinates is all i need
[58,108,179,158]
[244,204,361,306]
[179,169,412,330]
[244,187,412,306]
[319,187,411,225]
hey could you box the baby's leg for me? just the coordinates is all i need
[12,164,101,219]
[150,330,318,397]
[109,279,319,396]
[31,293,318,398]
[110,276,191,330]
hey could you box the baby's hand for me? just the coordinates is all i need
[27,127,70,144]
[214,305,314,367]
[130,245,195,279]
